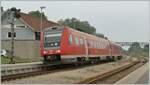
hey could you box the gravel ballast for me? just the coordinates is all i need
[3,57,136,84]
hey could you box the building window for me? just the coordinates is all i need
[8,32,16,38]
[14,32,16,37]
[8,32,11,37]
[35,32,40,40]
[69,34,73,44]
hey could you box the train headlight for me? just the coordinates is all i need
[55,42,58,46]
[57,50,61,53]
[51,43,54,46]
[43,51,47,54]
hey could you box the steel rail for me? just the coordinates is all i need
[1,62,60,77]
[77,59,147,84]
[1,60,113,82]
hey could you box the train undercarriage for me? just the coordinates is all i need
[43,55,123,64]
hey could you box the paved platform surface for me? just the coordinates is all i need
[135,69,149,84]
[115,62,149,84]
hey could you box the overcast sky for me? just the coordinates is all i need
[1,1,149,42]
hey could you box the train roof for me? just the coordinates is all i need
[110,41,122,48]
[66,26,109,42]
[44,26,122,48]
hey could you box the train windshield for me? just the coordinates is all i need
[44,27,63,49]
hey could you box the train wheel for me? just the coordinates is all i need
[112,56,115,61]
[106,56,111,62]
[118,56,122,60]
[43,56,49,64]
[90,60,94,64]
[95,58,100,64]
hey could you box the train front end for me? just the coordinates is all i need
[40,26,64,63]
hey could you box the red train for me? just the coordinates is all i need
[40,26,124,63]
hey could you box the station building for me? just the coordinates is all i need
[1,8,59,61]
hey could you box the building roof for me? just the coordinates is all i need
[20,13,59,31]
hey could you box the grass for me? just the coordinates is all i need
[1,56,33,64]
[1,56,11,64]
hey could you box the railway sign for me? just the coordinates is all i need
[7,7,21,64]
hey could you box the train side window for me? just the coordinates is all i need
[101,41,103,48]
[95,42,97,48]
[102,41,104,48]
[99,40,101,48]
[90,40,92,47]
[96,42,98,48]
[97,42,99,48]
[93,41,95,48]
[69,34,73,44]
[90,41,92,48]
[92,41,94,48]
[78,37,81,45]
[100,43,101,48]
[95,41,97,48]
[80,37,84,45]
[102,42,104,48]
[87,40,90,47]
[99,43,101,48]
[75,36,79,45]
[89,41,91,47]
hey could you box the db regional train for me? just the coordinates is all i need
[40,26,124,63]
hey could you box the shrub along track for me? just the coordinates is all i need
[1,60,116,82]
[77,59,147,84]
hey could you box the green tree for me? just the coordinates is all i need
[58,18,96,35]
[95,33,104,38]
[28,10,47,20]
[128,42,149,57]
[128,42,141,54]
[144,44,149,52]
[143,44,149,57]
[95,33,108,39]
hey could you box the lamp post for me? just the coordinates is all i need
[40,6,46,32]
[73,19,78,29]
[40,6,46,58]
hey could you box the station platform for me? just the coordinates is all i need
[115,62,149,84]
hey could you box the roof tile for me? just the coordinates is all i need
[20,13,59,31]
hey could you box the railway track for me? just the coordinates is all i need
[1,62,61,82]
[1,60,114,82]
[77,59,147,84]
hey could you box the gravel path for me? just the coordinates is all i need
[3,57,136,84]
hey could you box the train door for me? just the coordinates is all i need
[84,37,89,61]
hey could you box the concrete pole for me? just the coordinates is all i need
[10,11,15,64]
[40,8,43,32]
[40,6,45,34]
